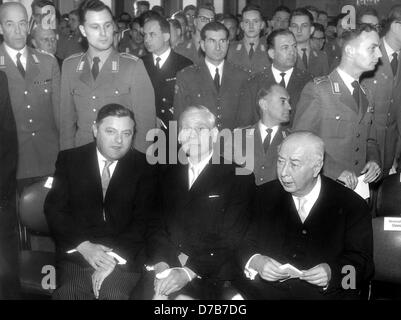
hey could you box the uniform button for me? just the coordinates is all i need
[27,105,31,109]
[93,108,96,112]
[292,254,297,258]
[32,132,36,136]
[24,91,28,95]
[161,109,165,113]
[355,147,359,152]
[302,229,307,235]
[93,121,96,124]
[388,113,391,117]
[210,253,214,256]
[162,98,166,102]
[390,99,394,103]
[92,96,96,100]
[260,178,264,182]
[115,90,119,95]
[217,115,221,119]
[29,119,33,123]
[44,89,48,93]
[261,166,265,170]
[355,160,359,165]
[356,133,361,138]
[217,107,220,110]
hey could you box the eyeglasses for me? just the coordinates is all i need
[197,16,214,23]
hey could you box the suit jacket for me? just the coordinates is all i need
[44,143,159,272]
[234,123,289,185]
[153,158,255,280]
[60,49,156,154]
[142,50,192,126]
[239,176,374,295]
[239,66,313,125]
[227,38,271,75]
[296,47,330,77]
[174,59,253,130]
[361,39,401,173]
[0,44,60,179]
[292,70,381,180]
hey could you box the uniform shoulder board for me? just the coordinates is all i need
[35,48,56,59]
[64,52,84,62]
[313,75,329,85]
[120,52,139,61]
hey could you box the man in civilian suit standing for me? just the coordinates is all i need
[235,132,374,299]
[45,104,159,300]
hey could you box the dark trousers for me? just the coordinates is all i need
[53,261,141,300]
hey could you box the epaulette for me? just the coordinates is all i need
[184,64,199,72]
[34,48,55,58]
[120,52,139,61]
[64,52,84,62]
[313,75,329,85]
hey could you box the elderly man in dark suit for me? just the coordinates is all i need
[0,2,60,192]
[361,5,401,176]
[174,22,253,131]
[293,24,382,190]
[142,14,192,131]
[235,132,374,299]
[148,105,255,300]
[234,84,291,186]
[0,70,19,299]
[45,104,158,300]
[239,29,312,126]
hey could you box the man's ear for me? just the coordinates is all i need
[79,25,86,38]
[92,123,98,138]
[309,25,315,36]
[163,32,170,43]
[267,48,275,60]
[0,24,4,35]
[240,21,245,32]
[260,20,266,31]
[200,39,205,52]
[344,43,354,58]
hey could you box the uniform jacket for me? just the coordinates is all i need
[0,44,60,179]
[153,158,255,280]
[142,50,192,127]
[226,37,271,75]
[292,69,381,180]
[174,39,204,65]
[234,123,289,185]
[44,142,159,272]
[239,66,313,125]
[174,59,253,130]
[60,49,156,154]
[361,39,401,173]
[238,177,374,295]
[296,47,330,77]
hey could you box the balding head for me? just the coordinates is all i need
[277,131,324,197]
[0,2,28,50]
[31,25,57,55]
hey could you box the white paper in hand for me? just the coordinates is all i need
[279,263,303,279]
[354,174,370,199]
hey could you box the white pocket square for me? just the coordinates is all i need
[208,194,220,198]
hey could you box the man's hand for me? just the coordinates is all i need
[91,262,116,299]
[300,263,331,287]
[361,161,381,183]
[250,255,289,282]
[155,268,192,297]
[76,241,115,270]
[337,170,358,190]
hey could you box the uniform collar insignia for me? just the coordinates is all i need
[32,54,39,64]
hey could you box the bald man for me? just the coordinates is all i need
[235,132,374,299]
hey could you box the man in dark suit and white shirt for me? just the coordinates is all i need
[235,132,374,299]
[148,105,255,300]
[45,104,158,300]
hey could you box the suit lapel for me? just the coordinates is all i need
[220,62,232,95]
[331,70,359,113]
[79,52,93,87]
[86,143,103,203]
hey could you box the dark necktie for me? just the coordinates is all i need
[301,48,308,69]
[155,57,161,69]
[214,67,220,91]
[92,56,100,80]
[16,52,25,78]
[249,43,255,59]
[263,128,273,153]
[391,52,398,76]
[351,80,368,112]
[279,72,286,87]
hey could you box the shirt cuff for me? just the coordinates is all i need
[244,254,261,280]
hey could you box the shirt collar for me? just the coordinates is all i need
[4,43,27,60]
[153,47,171,68]
[88,48,113,68]
[205,58,224,80]
[258,121,279,141]
[291,175,321,212]
[336,67,358,94]
[383,37,398,61]
[188,151,214,174]
[96,148,118,175]
[271,65,294,85]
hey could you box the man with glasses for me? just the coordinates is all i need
[310,23,326,51]
[174,22,253,131]
[175,4,215,65]
[227,5,270,75]
[270,5,291,31]
[357,8,381,33]
[289,8,329,77]
[361,5,401,177]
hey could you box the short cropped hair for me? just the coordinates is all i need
[266,28,294,50]
[179,105,216,129]
[383,5,401,34]
[136,1,150,10]
[256,84,278,106]
[195,4,215,17]
[241,4,263,20]
[78,0,113,25]
[290,8,314,24]
[200,21,228,41]
[144,14,170,34]
[31,0,54,11]
[96,104,135,126]
[273,5,291,16]
[312,22,325,34]
[341,23,377,49]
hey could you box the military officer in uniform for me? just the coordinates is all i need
[234,84,291,186]
[293,24,382,190]
[239,29,312,126]
[175,4,215,65]
[227,5,270,75]
[174,22,252,131]
[289,8,329,78]
[118,17,148,58]
[0,2,60,191]
[361,5,401,176]
[60,0,156,154]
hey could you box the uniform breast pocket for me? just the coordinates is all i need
[37,82,52,96]
[322,114,352,139]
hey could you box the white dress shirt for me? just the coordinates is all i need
[271,65,294,87]
[336,67,363,95]
[4,43,27,70]
[153,47,171,69]
[205,58,224,85]
[96,149,118,178]
[258,122,279,146]
[88,48,113,72]
[244,176,322,280]
[188,152,213,189]
[383,37,399,65]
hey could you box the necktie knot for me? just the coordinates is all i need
[92,56,100,80]
[297,197,308,223]
[155,57,161,69]
[249,43,255,59]
[16,52,25,77]
[279,72,286,87]
[263,128,273,153]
